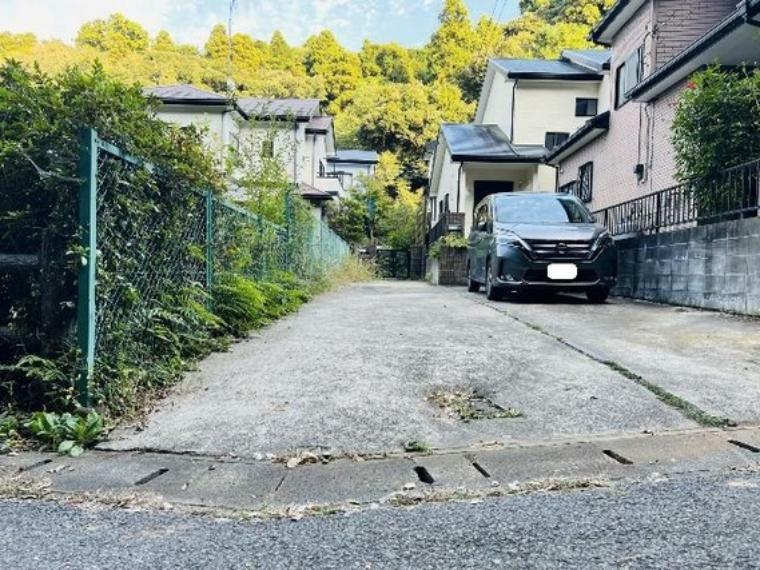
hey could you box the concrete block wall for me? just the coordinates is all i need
[614,217,760,315]
[427,247,468,286]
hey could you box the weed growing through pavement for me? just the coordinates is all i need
[427,388,523,422]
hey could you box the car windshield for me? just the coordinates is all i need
[495,195,592,224]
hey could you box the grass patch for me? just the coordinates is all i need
[404,440,432,453]
[427,388,523,422]
[601,360,730,428]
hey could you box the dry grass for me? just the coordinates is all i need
[427,388,523,422]
[323,255,377,288]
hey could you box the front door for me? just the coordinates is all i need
[473,181,514,213]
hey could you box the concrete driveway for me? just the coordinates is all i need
[103,282,760,459]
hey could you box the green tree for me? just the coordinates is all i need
[75,13,149,53]
[0,32,37,57]
[303,30,361,101]
[232,33,266,72]
[269,31,300,72]
[152,30,175,51]
[426,0,475,82]
[520,0,615,25]
[205,24,230,60]
[379,184,422,249]
[360,41,417,83]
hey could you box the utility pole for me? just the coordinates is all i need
[227,0,238,97]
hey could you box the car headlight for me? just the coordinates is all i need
[496,232,532,253]
[591,231,614,253]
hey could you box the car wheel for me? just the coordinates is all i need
[466,262,480,293]
[485,261,500,301]
[586,287,610,304]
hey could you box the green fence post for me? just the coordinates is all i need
[284,187,293,271]
[76,127,98,407]
[205,190,215,291]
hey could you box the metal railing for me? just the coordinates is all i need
[427,212,465,244]
[594,159,760,235]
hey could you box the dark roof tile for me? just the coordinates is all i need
[144,84,227,103]
[237,98,321,120]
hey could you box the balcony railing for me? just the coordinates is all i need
[594,158,760,236]
[427,212,465,244]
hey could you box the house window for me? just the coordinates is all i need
[261,139,274,158]
[577,162,593,203]
[443,194,450,213]
[575,98,598,117]
[545,132,570,150]
[615,45,644,108]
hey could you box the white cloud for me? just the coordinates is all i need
[0,0,205,42]
[0,0,445,49]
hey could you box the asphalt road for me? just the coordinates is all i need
[3,470,760,569]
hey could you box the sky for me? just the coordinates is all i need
[0,0,521,51]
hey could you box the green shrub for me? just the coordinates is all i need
[211,274,270,336]
[24,411,105,456]
[673,67,760,180]
[428,233,469,259]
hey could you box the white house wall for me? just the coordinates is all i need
[237,122,301,183]
[512,81,604,146]
[480,74,514,136]
[155,106,236,164]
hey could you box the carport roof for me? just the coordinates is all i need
[441,124,546,163]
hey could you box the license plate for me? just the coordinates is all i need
[547,263,578,280]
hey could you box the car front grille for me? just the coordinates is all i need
[526,239,593,261]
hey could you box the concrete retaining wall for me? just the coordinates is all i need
[428,247,468,286]
[614,217,760,315]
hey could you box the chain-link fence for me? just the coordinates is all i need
[75,128,349,407]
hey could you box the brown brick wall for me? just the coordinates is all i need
[557,0,733,211]
[653,0,738,68]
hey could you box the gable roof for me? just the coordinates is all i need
[491,58,604,81]
[144,84,229,105]
[237,98,321,121]
[561,49,612,72]
[305,116,333,134]
[327,150,380,164]
[591,0,648,46]
[441,124,546,163]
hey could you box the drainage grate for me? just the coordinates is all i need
[602,449,633,465]
[19,458,53,472]
[134,468,169,486]
[728,439,760,453]
[413,466,435,485]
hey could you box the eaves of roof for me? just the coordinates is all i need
[546,111,611,163]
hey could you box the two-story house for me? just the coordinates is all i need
[547,0,760,212]
[145,85,379,219]
[324,150,380,193]
[426,49,611,238]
